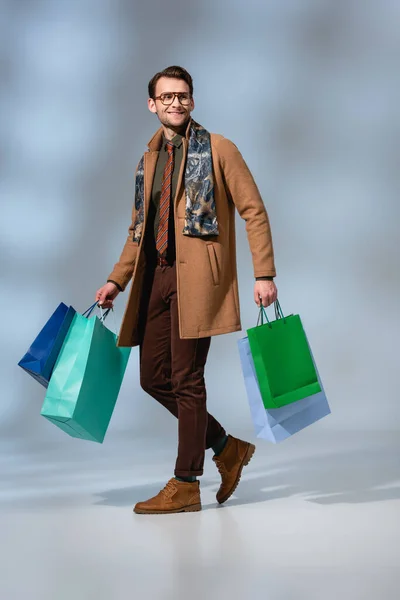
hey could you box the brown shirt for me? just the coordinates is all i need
[142,132,184,265]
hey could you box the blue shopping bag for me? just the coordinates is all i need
[18,303,76,388]
[238,335,330,443]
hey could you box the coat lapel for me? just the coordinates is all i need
[174,138,188,213]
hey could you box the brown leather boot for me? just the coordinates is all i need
[133,478,202,514]
[213,435,255,504]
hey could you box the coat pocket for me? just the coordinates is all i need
[206,242,220,286]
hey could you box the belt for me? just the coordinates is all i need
[157,254,170,267]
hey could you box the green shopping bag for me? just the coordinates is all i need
[41,304,131,443]
[247,301,321,409]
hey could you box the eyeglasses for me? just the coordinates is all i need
[154,92,192,106]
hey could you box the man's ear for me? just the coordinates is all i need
[148,98,157,114]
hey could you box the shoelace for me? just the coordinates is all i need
[161,480,178,499]
[214,457,228,477]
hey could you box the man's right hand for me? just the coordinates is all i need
[95,282,120,309]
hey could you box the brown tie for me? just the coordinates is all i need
[156,141,174,257]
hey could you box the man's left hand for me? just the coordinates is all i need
[254,280,278,308]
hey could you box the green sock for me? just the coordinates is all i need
[212,434,228,456]
[175,476,197,483]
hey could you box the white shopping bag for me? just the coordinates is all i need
[238,336,330,443]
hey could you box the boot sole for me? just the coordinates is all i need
[217,443,256,505]
[134,503,202,515]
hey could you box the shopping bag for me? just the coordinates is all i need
[247,302,321,408]
[238,334,330,443]
[41,304,131,443]
[18,302,76,387]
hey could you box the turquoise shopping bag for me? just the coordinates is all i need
[41,304,131,443]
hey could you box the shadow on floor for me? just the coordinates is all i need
[94,440,400,508]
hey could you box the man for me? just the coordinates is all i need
[96,66,277,515]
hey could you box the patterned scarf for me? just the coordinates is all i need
[132,120,219,243]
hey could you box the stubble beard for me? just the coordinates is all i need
[158,109,190,131]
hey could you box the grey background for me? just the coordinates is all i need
[1,0,399,454]
[1,3,400,598]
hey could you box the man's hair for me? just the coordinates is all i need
[148,65,194,99]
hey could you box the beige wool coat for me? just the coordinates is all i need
[108,119,276,347]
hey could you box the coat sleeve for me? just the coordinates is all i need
[215,137,276,278]
[106,166,140,292]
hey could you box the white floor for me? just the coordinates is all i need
[1,429,399,600]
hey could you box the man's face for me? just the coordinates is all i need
[148,77,195,130]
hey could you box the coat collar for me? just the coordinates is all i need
[147,118,192,151]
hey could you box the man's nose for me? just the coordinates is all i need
[171,95,182,108]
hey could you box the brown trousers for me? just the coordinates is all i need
[138,262,226,477]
